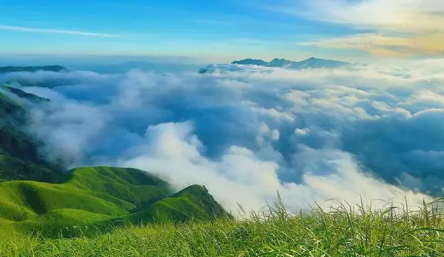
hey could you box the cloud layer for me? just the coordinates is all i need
[5,62,444,212]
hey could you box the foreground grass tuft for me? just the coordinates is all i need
[2,200,444,257]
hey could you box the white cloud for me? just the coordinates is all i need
[10,61,444,213]
[295,128,310,136]
[303,33,444,57]
[250,106,295,122]
[28,97,110,166]
[118,122,430,212]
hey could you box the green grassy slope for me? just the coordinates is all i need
[0,167,169,221]
[0,167,229,237]
[0,154,59,182]
[1,204,444,257]
[66,167,170,207]
[129,185,228,224]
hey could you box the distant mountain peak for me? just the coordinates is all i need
[234,57,350,68]
[200,57,351,73]
[231,58,268,66]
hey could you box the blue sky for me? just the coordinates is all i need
[1,0,443,62]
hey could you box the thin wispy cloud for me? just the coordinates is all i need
[303,33,444,57]
[266,0,444,32]
[0,25,119,37]
[264,0,444,57]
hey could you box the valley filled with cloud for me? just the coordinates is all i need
[3,60,444,213]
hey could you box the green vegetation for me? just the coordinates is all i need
[0,154,59,183]
[0,89,25,117]
[1,202,444,256]
[0,166,229,238]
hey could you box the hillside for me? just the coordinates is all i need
[0,86,61,182]
[0,166,229,237]
[2,85,50,103]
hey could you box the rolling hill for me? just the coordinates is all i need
[0,166,229,237]
[0,80,230,238]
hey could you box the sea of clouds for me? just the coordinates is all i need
[3,60,444,213]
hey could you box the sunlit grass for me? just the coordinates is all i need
[2,199,444,257]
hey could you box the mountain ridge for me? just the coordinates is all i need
[0,65,69,74]
[0,166,231,237]
[233,57,350,68]
[199,57,351,73]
